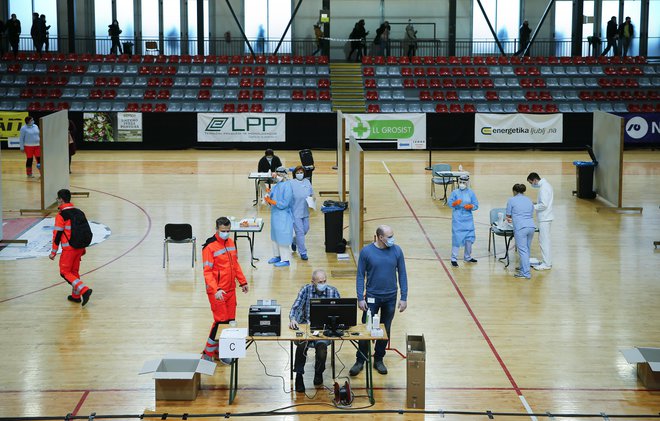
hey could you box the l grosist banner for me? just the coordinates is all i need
[198,113,286,142]
[344,114,426,149]
[475,113,563,143]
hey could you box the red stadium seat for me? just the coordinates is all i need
[446,91,458,101]
[419,91,431,101]
[250,104,263,113]
[252,90,264,100]
[318,79,330,88]
[463,104,476,113]
[237,104,249,112]
[432,91,445,101]
[292,90,304,100]
[224,104,236,112]
[157,90,171,99]
[627,104,641,112]
[464,67,476,77]
[482,78,494,88]
[517,104,530,112]
[155,103,168,112]
[363,67,375,76]
[57,102,70,110]
[400,67,412,76]
[545,104,559,113]
[449,104,462,113]
[451,67,463,76]
[364,79,376,88]
[254,66,266,75]
[103,89,116,99]
[241,67,253,76]
[318,91,331,101]
[140,103,153,112]
[305,90,317,101]
[416,79,428,88]
[126,103,139,112]
[198,90,211,100]
[429,78,441,88]
[485,91,499,101]
[367,104,381,113]
[89,89,102,99]
[240,78,251,88]
[435,103,448,113]
[147,77,160,87]
[455,79,467,88]
[426,67,438,77]
[238,90,250,100]
[366,91,378,100]
[228,66,240,76]
[533,78,546,88]
[201,77,213,87]
[579,91,592,101]
[525,91,539,101]
[403,79,415,88]
[143,89,157,100]
[442,79,454,88]
[253,78,265,88]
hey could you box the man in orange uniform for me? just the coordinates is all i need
[201,217,249,364]
[49,189,93,306]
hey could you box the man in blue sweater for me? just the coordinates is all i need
[349,225,408,376]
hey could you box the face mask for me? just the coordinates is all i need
[316,283,327,292]
[295,173,304,180]
[531,183,540,189]
[384,236,395,247]
[218,231,230,240]
[276,175,283,182]
[459,183,467,190]
[266,157,273,162]
[27,122,34,127]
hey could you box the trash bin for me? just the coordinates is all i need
[321,202,347,252]
[573,161,597,199]
[123,42,134,57]
[406,334,426,409]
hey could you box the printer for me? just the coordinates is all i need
[248,301,281,336]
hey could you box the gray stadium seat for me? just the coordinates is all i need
[642,66,655,75]
[558,104,572,113]
[213,77,227,87]
[590,66,604,75]
[408,103,421,112]
[318,103,332,112]
[638,77,652,87]
[377,78,389,88]
[125,64,138,73]
[187,77,200,86]
[489,103,504,112]
[379,90,392,100]
[564,90,578,100]
[458,90,472,100]
[0,74,14,84]
[494,78,507,87]
[551,90,565,100]
[506,78,519,87]
[168,103,182,112]
[264,90,277,99]
[279,66,292,75]
[211,90,224,99]
[375,66,387,76]
[540,66,552,75]
[113,64,126,73]
[87,64,101,73]
[613,103,628,112]
[189,65,202,74]
[501,66,514,75]
[578,66,591,75]
[266,77,279,86]
[585,78,598,87]
[170,89,184,99]
[6,87,19,97]
[266,66,278,75]
[552,66,565,75]
[565,66,578,75]
[291,78,304,87]
[70,102,84,111]
[278,78,292,87]
[291,103,304,112]
[81,76,95,86]
[571,103,586,112]
[12,100,27,110]
[194,103,209,112]
[512,91,525,101]
[317,66,329,75]
[421,103,435,113]
[546,78,559,87]
[278,89,291,99]
[471,90,485,100]
[13,75,27,85]
[216,65,228,75]
[75,88,88,97]
[476,104,490,112]
[381,103,395,113]
[292,66,304,75]
[224,89,237,99]
[203,66,216,74]
[208,103,223,112]
[503,104,517,113]
[585,103,599,112]
[392,90,405,100]
[111,102,125,112]
[395,103,408,112]
[390,78,403,88]
[131,88,144,98]
[178,65,190,74]
[135,76,148,85]
[34,63,47,73]
[598,103,614,112]
[304,66,317,75]
[277,103,291,112]
[226,77,239,87]
[304,103,318,113]
[499,90,512,100]
[120,76,134,86]
[304,78,317,88]
[181,102,195,112]
[571,77,585,87]
[559,78,572,87]
[97,102,112,111]
[100,64,113,73]
[62,88,76,97]
[489,66,502,75]
[264,103,277,112]
[84,102,99,111]
[116,88,130,98]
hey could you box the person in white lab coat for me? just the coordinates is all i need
[527,172,553,270]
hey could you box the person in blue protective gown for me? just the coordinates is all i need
[506,183,536,279]
[290,165,314,260]
[448,174,479,267]
[265,167,294,267]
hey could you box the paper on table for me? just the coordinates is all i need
[306,196,316,210]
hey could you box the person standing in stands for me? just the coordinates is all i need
[108,20,123,55]
[347,19,368,62]
[403,19,418,58]
[619,16,634,57]
[514,20,531,56]
[19,116,41,178]
[600,16,619,57]
[311,23,323,56]
[201,217,249,364]
[49,189,93,307]
[30,12,43,53]
[7,14,21,58]
[41,15,50,53]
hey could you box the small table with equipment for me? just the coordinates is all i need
[248,172,273,205]
[230,218,264,268]
[224,324,386,405]
[491,223,539,268]
[434,170,470,204]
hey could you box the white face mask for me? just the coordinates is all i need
[295,173,304,180]
[459,183,467,190]
[218,231,230,240]
[276,175,284,182]
[266,157,273,162]
[27,121,34,127]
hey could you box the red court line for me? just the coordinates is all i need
[0,184,152,304]
[71,390,89,416]
[386,171,522,396]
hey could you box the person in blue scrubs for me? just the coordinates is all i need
[290,165,314,260]
[265,167,294,267]
[506,183,536,279]
[448,174,479,267]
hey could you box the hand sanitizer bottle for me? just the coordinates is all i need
[366,309,372,330]
[458,164,463,172]
[372,313,380,329]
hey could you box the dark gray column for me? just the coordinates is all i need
[571,0,583,56]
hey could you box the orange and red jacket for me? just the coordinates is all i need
[202,233,247,294]
[51,202,75,254]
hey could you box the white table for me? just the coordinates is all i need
[248,172,273,206]
[230,218,264,268]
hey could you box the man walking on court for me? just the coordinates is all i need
[49,189,93,306]
[350,225,408,376]
[527,172,553,270]
[201,217,249,364]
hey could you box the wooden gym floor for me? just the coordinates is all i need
[1,149,659,420]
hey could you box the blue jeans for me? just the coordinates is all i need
[356,295,397,362]
[515,226,535,278]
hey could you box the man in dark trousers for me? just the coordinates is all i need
[600,16,619,56]
[514,20,532,56]
[619,16,634,57]
[257,148,283,200]
[7,14,21,58]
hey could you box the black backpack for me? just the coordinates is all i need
[60,208,93,249]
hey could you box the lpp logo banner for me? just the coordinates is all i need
[197,113,286,142]
[616,113,660,144]
[475,113,563,143]
[344,114,426,149]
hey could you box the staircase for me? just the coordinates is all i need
[329,63,365,113]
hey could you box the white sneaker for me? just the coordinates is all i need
[533,264,551,271]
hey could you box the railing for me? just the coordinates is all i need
[5,35,655,58]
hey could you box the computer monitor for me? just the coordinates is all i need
[309,298,357,337]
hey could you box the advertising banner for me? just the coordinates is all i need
[475,113,563,143]
[0,111,28,142]
[615,113,660,144]
[117,112,143,142]
[197,113,286,142]
[344,114,427,149]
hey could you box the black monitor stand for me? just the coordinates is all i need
[323,316,345,337]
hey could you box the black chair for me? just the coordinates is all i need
[163,223,196,268]
[299,149,315,182]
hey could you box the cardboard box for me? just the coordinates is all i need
[139,353,216,401]
[621,347,660,389]
[219,327,248,358]
[406,334,426,409]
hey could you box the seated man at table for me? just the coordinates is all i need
[289,269,340,393]
[257,149,283,199]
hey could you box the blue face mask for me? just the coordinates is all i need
[316,282,327,292]
[531,183,540,189]
[218,231,230,240]
[385,236,395,247]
